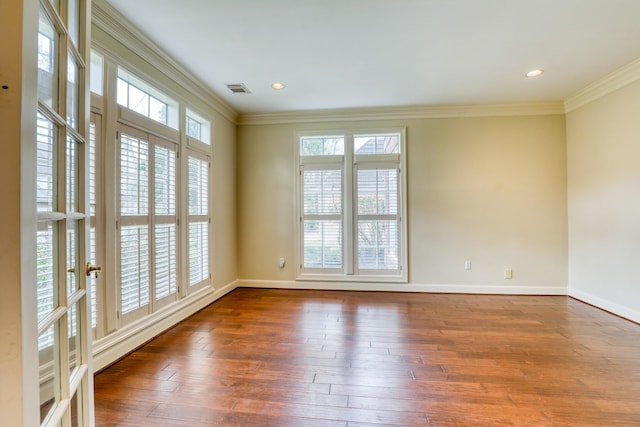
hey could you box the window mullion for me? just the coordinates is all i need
[344,134,354,275]
[148,138,156,310]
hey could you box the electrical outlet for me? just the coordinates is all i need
[504,268,512,279]
[279,258,286,269]
[465,260,471,270]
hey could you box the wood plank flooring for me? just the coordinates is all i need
[94,288,640,426]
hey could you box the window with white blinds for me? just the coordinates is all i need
[119,131,150,316]
[86,50,215,339]
[302,167,343,271]
[187,153,210,287]
[118,126,178,321]
[298,131,406,281]
[356,167,400,271]
[154,144,177,300]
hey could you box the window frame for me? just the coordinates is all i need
[185,108,212,147]
[116,122,180,326]
[87,47,216,338]
[185,149,212,291]
[296,129,408,283]
[35,0,94,425]
[116,66,180,130]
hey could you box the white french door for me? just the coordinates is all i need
[36,0,94,425]
[116,124,179,326]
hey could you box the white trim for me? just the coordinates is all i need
[118,107,180,143]
[568,287,640,324]
[91,0,238,123]
[237,279,567,295]
[93,280,237,372]
[238,102,565,126]
[564,57,640,112]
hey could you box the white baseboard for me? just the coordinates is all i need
[237,279,567,295]
[568,287,640,324]
[92,280,237,372]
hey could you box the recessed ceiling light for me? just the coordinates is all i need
[526,69,544,78]
[271,82,285,90]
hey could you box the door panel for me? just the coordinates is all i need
[36,0,93,425]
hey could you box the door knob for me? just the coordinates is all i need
[86,262,102,278]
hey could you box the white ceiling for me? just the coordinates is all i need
[103,0,640,114]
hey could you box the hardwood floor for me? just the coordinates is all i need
[94,288,640,426]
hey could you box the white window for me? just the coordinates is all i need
[116,67,179,129]
[90,50,104,95]
[298,131,407,282]
[187,152,210,288]
[86,49,215,337]
[186,109,211,145]
[117,124,178,323]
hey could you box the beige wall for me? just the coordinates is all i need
[566,80,640,321]
[212,116,237,287]
[238,115,568,292]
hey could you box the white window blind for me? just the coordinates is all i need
[120,133,149,216]
[302,168,343,270]
[355,167,400,271]
[118,127,178,319]
[154,144,177,300]
[89,120,97,328]
[187,154,209,286]
[155,223,177,299]
[120,225,150,314]
[119,132,150,315]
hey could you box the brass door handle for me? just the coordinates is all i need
[86,262,102,278]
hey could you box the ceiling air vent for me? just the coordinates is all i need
[226,83,251,94]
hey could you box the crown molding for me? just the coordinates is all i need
[92,0,238,124]
[564,58,640,113]
[237,101,566,126]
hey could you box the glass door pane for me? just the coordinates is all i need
[66,54,79,129]
[38,9,59,110]
[89,115,101,333]
[68,301,81,376]
[37,222,57,327]
[37,0,92,425]
[37,113,58,213]
[67,0,79,47]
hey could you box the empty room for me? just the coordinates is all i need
[2,0,640,425]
